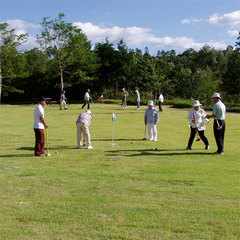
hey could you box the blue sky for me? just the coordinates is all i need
[1,0,240,54]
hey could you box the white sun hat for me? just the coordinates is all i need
[86,110,92,115]
[193,100,202,107]
[211,92,221,99]
[147,100,154,106]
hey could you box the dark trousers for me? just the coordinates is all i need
[187,127,209,148]
[159,101,163,111]
[34,129,45,156]
[136,100,140,109]
[214,119,225,153]
[82,100,90,109]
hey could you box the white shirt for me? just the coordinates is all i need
[33,104,45,129]
[84,92,90,101]
[188,108,209,131]
[159,94,164,102]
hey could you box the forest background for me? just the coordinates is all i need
[0,13,239,111]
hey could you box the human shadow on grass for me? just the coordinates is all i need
[105,149,214,157]
[0,153,34,158]
[17,146,77,151]
[92,138,145,142]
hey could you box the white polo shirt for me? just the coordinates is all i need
[33,104,45,129]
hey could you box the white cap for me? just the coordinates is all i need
[211,93,221,99]
[193,100,202,107]
[147,100,154,106]
[122,88,125,91]
[85,110,92,115]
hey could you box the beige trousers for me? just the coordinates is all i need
[77,123,91,147]
[60,99,67,109]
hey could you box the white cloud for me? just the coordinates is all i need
[181,18,202,24]
[227,29,239,36]
[208,10,240,26]
[74,21,227,51]
[4,19,41,35]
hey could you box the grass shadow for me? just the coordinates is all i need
[105,148,214,157]
[0,153,34,158]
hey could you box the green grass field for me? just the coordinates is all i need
[0,104,239,240]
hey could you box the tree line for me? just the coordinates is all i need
[0,13,239,109]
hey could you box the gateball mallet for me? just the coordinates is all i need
[142,124,147,140]
[45,128,50,156]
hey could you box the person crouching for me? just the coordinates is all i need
[144,101,159,141]
[76,110,93,149]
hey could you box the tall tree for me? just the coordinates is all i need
[235,32,240,51]
[37,13,93,91]
[0,23,27,103]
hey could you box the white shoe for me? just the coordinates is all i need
[87,146,93,149]
[77,145,82,149]
[149,138,153,141]
[154,139,157,141]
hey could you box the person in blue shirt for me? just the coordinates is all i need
[206,93,226,155]
[144,100,159,141]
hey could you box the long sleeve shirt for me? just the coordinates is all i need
[76,112,92,126]
[84,92,90,101]
[144,108,159,124]
[158,94,164,102]
[188,108,209,131]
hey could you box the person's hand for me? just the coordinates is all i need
[45,123,49,128]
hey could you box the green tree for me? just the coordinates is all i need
[37,13,94,91]
[0,23,27,103]
[235,32,240,51]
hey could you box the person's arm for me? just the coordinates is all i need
[155,110,159,124]
[144,111,147,125]
[40,115,48,128]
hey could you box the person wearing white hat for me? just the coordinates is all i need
[206,93,226,155]
[76,110,93,149]
[121,88,128,108]
[144,101,159,141]
[186,100,210,150]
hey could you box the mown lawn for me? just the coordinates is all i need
[0,103,239,240]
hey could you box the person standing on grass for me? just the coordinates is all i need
[60,90,68,110]
[158,93,164,111]
[121,88,128,108]
[144,100,159,141]
[135,88,140,110]
[76,110,93,149]
[33,96,49,157]
[82,89,91,109]
[206,93,226,155]
[186,100,210,150]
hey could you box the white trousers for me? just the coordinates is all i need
[60,99,67,109]
[77,123,91,147]
[147,123,157,141]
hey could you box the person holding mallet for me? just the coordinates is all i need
[186,100,210,150]
[76,110,93,149]
[206,93,226,155]
[82,89,91,109]
[60,90,68,110]
[33,96,49,157]
[144,100,159,141]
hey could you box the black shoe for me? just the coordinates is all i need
[205,145,210,150]
[186,147,192,150]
